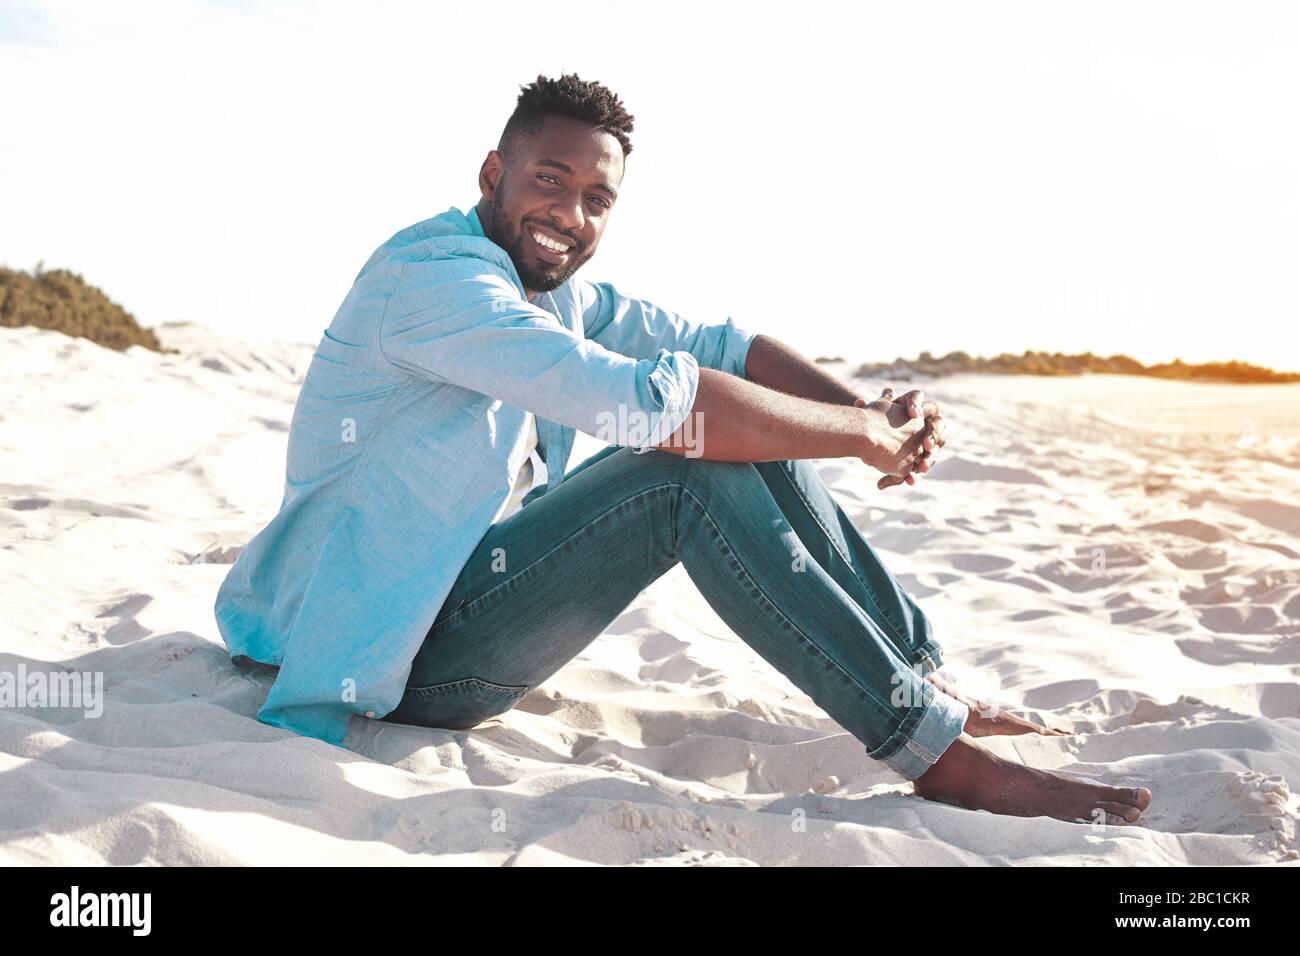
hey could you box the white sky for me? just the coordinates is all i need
[2,0,1298,369]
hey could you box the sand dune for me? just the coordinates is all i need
[1,324,1297,865]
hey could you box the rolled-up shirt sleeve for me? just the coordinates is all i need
[378,251,698,451]
[577,278,758,380]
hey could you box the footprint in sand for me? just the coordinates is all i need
[1111,607,1162,625]
[8,498,50,511]
[185,544,244,565]
[1182,580,1246,604]
[948,553,1015,573]
[1195,604,1281,635]
[926,456,1049,486]
[89,593,154,645]
[1177,632,1300,666]
[1126,695,1238,727]
[1008,608,1058,622]
[1140,519,1229,544]
[1233,771,1297,856]
[1164,545,1228,571]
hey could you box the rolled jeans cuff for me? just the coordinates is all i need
[880,688,968,781]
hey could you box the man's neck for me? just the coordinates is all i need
[475,197,494,240]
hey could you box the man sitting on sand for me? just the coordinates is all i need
[215,72,1151,826]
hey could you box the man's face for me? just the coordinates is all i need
[480,114,623,296]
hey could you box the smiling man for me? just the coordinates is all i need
[215,73,1150,827]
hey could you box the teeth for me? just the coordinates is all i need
[532,230,571,253]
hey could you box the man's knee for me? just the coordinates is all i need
[670,451,760,493]
[622,447,765,504]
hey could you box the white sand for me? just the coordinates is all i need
[2,324,1298,865]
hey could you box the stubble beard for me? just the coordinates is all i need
[487,195,588,293]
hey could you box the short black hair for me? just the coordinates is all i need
[498,73,635,159]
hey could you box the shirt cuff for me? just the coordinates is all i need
[256,699,354,748]
[629,348,699,454]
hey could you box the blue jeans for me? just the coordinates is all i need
[382,445,969,780]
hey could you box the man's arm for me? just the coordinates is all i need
[742,333,864,405]
[576,280,941,481]
[646,367,932,484]
[739,334,946,486]
[380,249,699,452]
[577,279,755,378]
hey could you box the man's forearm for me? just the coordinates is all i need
[649,367,874,462]
[742,333,862,406]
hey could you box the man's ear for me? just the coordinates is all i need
[478,150,503,200]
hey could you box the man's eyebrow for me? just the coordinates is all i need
[534,158,619,200]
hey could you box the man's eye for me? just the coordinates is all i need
[536,173,560,186]
[588,197,610,210]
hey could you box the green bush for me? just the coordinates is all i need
[0,263,163,352]
[853,347,1300,384]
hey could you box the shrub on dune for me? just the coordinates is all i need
[0,263,163,352]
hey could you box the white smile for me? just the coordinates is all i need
[531,230,573,254]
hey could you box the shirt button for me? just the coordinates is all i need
[365,711,375,719]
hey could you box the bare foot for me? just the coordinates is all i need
[964,709,1073,738]
[913,736,1153,825]
[926,672,1072,737]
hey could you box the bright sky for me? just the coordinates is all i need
[2,0,1298,369]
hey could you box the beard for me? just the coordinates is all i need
[486,192,591,293]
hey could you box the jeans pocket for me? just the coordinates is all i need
[385,676,530,731]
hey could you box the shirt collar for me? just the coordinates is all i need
[464,202,564,314]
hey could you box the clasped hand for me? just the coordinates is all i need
[854,387,946,491]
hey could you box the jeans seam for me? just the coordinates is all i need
[904,736,941,764]
[433,483,681,631]
[406,676,530,698]
[772,462,913,649]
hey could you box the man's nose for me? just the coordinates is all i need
[550,193,585,234]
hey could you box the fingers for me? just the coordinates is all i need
[879,388,944,420]
[913,438,943,474]
[871,390,949,488]
[895,389,923,418]
[878,471,918,490]
[894,433,926,476]
[877,466,921,490]
[919,414,946,455]
[896,389,943,424]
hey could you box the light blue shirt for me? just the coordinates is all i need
[214,202,758,746]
